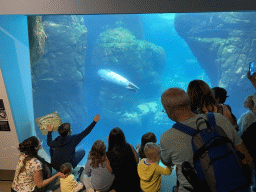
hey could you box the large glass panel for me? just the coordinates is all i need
[30,11,255,158]
[3,12,253,190]
[29,14,212,164]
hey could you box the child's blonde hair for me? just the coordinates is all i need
[139,132,157,158]
[144,142,161,159]
[60,163,73,175]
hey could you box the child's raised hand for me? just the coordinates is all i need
[247,71,256,81]
[93,114,101,122]
[46,124,54,132]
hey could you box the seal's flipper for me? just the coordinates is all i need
[126,86,137,92]
[128,83,139,90]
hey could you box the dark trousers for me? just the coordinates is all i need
[50,147,85,170]
[71,149,86,168]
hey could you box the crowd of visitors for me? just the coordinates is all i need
[11,70,256,192]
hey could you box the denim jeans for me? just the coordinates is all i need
[71,149,86,168]
[50,147,85,170]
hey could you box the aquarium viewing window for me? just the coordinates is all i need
[23,12,256,168]
[1,0,256,188]
[27,14,209,163]
[1,11,256,162]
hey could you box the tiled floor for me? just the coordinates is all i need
[0,166,86,192]
[1,148,177,191]
[0,166,177,192]
[0,181,12,192]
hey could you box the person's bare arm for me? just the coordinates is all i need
[105,155,113,174]
[34,170,64,188]
[235,142,253,169]
[135,144,140,153]
[222,105,235,126]
[129,143,139,164]
[247,71,256,89]
[161,156,174,168]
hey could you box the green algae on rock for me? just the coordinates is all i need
[27,16,47,69]
[30,15,88,128]
[93,26,166,125]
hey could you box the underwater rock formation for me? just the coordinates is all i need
[29,15,88,127]
[174,12,256,113]
[119,101,170,126]
[91,27,166,125]
[27,16,47,68]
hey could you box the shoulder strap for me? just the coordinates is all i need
[37,156,53,168]
[172,122,198,136]
[206,112,216,127]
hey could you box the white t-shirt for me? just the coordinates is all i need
[160,113,242,192]
[238,110,256,136]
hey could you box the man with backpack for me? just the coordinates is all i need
[160,87,253,192]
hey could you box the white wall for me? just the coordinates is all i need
[0,68,20,170]
[0,15,50,170]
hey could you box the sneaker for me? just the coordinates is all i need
[78,167,84,177]
[77,167,84,182]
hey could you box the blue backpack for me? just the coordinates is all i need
[172,112,249,192]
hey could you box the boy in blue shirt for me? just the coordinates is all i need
[46,114,101,171]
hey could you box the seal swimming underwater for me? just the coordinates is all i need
[98,69,139,92]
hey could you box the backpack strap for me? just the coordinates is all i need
[206,112,216,127]
[173,122,198,136]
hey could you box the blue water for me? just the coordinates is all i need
[28,13,251,191]
[37,14,214,164]
[1,13,253,191]
[69,14,213,166]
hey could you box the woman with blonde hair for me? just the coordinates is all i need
[80,140,114,192]
[11,136,65,192]
[187,79,235,126]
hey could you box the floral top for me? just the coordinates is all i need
[12,153,42,192]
